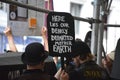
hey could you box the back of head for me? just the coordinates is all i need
[21,42,48,66]
[72,40,93,60]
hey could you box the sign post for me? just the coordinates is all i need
[47,12,75,69]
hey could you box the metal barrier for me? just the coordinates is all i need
[0,0,101,23]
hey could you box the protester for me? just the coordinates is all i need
[4,26,57,77]
[68,41,110,80]
[14,42,57,80]
[64,39,82,73]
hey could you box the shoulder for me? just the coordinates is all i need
[68,70,81,80]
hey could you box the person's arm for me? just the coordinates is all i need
[4,27,18,52]
[41,26,49,51]
[41,26,59,65]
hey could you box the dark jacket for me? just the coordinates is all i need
[14,69,57,80]
[69,60,110,80]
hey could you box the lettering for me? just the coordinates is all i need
[55,41,72,45]
[51,35,73,41]
[60,23,69,27]
[50,22,58,27]
[84,71,102,78]
[52,15,65,22]
[51,28,68,34]
[53,45,71,53]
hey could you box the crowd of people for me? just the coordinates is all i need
[2,26,116,80]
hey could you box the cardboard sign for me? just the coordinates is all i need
[47,12,75,56]
[111,38,120,79]
[7,0,44,36]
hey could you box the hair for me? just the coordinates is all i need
[80,53,94,61]
[75,38,82,42]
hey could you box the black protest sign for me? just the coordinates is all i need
[47,12,75,56]
[111,38,120,79]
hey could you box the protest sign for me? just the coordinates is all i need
[47,12,75,57]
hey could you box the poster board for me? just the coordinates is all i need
[47,12,75,57]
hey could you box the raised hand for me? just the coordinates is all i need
[4,27,12,37]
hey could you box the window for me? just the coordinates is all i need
[0,2,3,9]
[70,3,82,35]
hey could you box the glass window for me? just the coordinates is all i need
[70,3,82,35]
